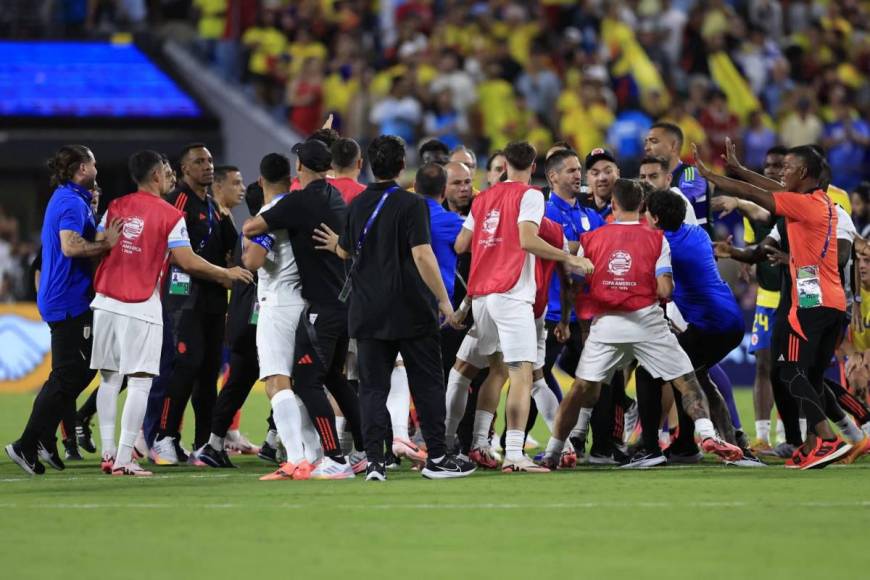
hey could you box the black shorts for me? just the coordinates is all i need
[775,307,844,368]
[678,325,744,371]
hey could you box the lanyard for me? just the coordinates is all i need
[820,195,833,260]
[197,196,216,253]
[354,186,397,255]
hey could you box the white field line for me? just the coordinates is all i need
[0,501,867,510]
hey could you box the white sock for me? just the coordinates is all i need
[694,417,716,440]
[472,410,495,449]
[569,407,593,439]
[531,378,559,432]
[208,433,225,451]
[270,389,305,464]
[775,418,786,444]
[387,365,411,440]
[835,417,863,443]
[96,370,123,456]
[445,369,472,447]
[297,394,322,463]
[755,420,771,444]
[114,376,152,467]
[335,416,351,454]
[265,429,279,447]
[799,418,807,441]
[505,429,525,461]
[545,437,565,456]
[659,428,671,448]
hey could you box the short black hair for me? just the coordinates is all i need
[128,150,164,185]
[308,128,340,148]
[486,150,505,171]
[639,156,669,172]
[260,152,291,183]
[414,163,447,198]
[766,145,788,157]
[419,139,450,158]
[179,142,208,163]
[788,145,824,180]
[368,135,406,180]
[650,122,684,148]
[214,165,240,182]
[504,141,537,171]
[612,178,644,212]
[331,138,361,170]
[545,149,578,176]
[245,181,264,215]
[645,188,686,232]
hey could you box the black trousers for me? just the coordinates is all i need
[158,305,225,449]
[20,311,97,454]
[357,333,447,461]
[292,306,363,456]
[210,325,259,439]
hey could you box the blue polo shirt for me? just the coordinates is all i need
[37,182,96,323]
[672,162,709,230]
[545,193,604,322]
[666,223,743,334]
[425,197,464,300]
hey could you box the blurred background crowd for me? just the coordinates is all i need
[1,0,870,305]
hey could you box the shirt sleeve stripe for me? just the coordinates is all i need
[655,267,673,277]
[168,240,191,249]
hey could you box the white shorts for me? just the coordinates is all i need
[90,309,162,376]
[471,294,537,364]
[575,331,694,384]
[457,317,545,370]
[257,303,305,380]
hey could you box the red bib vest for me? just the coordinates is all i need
[534,217,564,318]
[94,192,184,303]
[467,182,535,297]
[578,222,663,317]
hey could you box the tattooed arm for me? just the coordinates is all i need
[61,218,122,258]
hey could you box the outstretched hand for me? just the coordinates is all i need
[711,195,738,218]
[721,137,744,172]
[712,235,734,259]
[691,143,713,179]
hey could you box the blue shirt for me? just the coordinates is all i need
[665,223,743,334]
[544,193,604,322]
[672,163,709,229]
[425,197,464,300]
[824,119,870,192]
[606,109,653,160]
[37,182,96,323]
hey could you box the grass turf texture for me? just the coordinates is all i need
[1,384,867,580]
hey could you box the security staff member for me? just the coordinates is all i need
[152,143,247,462]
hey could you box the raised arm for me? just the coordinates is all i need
[693,144,776,214]
[721,137,783,192]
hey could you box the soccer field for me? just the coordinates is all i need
[1,387,867,580]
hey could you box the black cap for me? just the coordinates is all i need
[585,147,617,170]
[291,139,332,172]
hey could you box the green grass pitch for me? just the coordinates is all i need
[1,384,867,580]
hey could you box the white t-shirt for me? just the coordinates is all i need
[91,215,189,324]
[670,186,699,226]
[463,187,545,303]
[577,222,673,342]
[252,195,304,307]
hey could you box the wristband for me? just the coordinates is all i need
[458,300,471,315]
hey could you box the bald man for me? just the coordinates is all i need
[444,161,473,215]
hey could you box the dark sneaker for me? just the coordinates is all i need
[537,453,560,470]
[196,444,227,468]
[421,454,477,479]
[75,420,97,453]
[172,437,189,463]
[365,461,387,481]
[63,439,83,461]
[384,450,401,470]
[258,441,279,464]
[37,440,65,471]
[726,448,767,468]
[219,449,236,468]
[665,444,704,464]
[621,450,667,469]
[5,442,45,475]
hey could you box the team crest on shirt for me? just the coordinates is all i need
[482,209,500,235]
[607,250,632,276]
[122,216,145,240]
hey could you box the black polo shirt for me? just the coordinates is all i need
[338,180,438,340]
[260,179,348,309]
[165,182,238,314]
